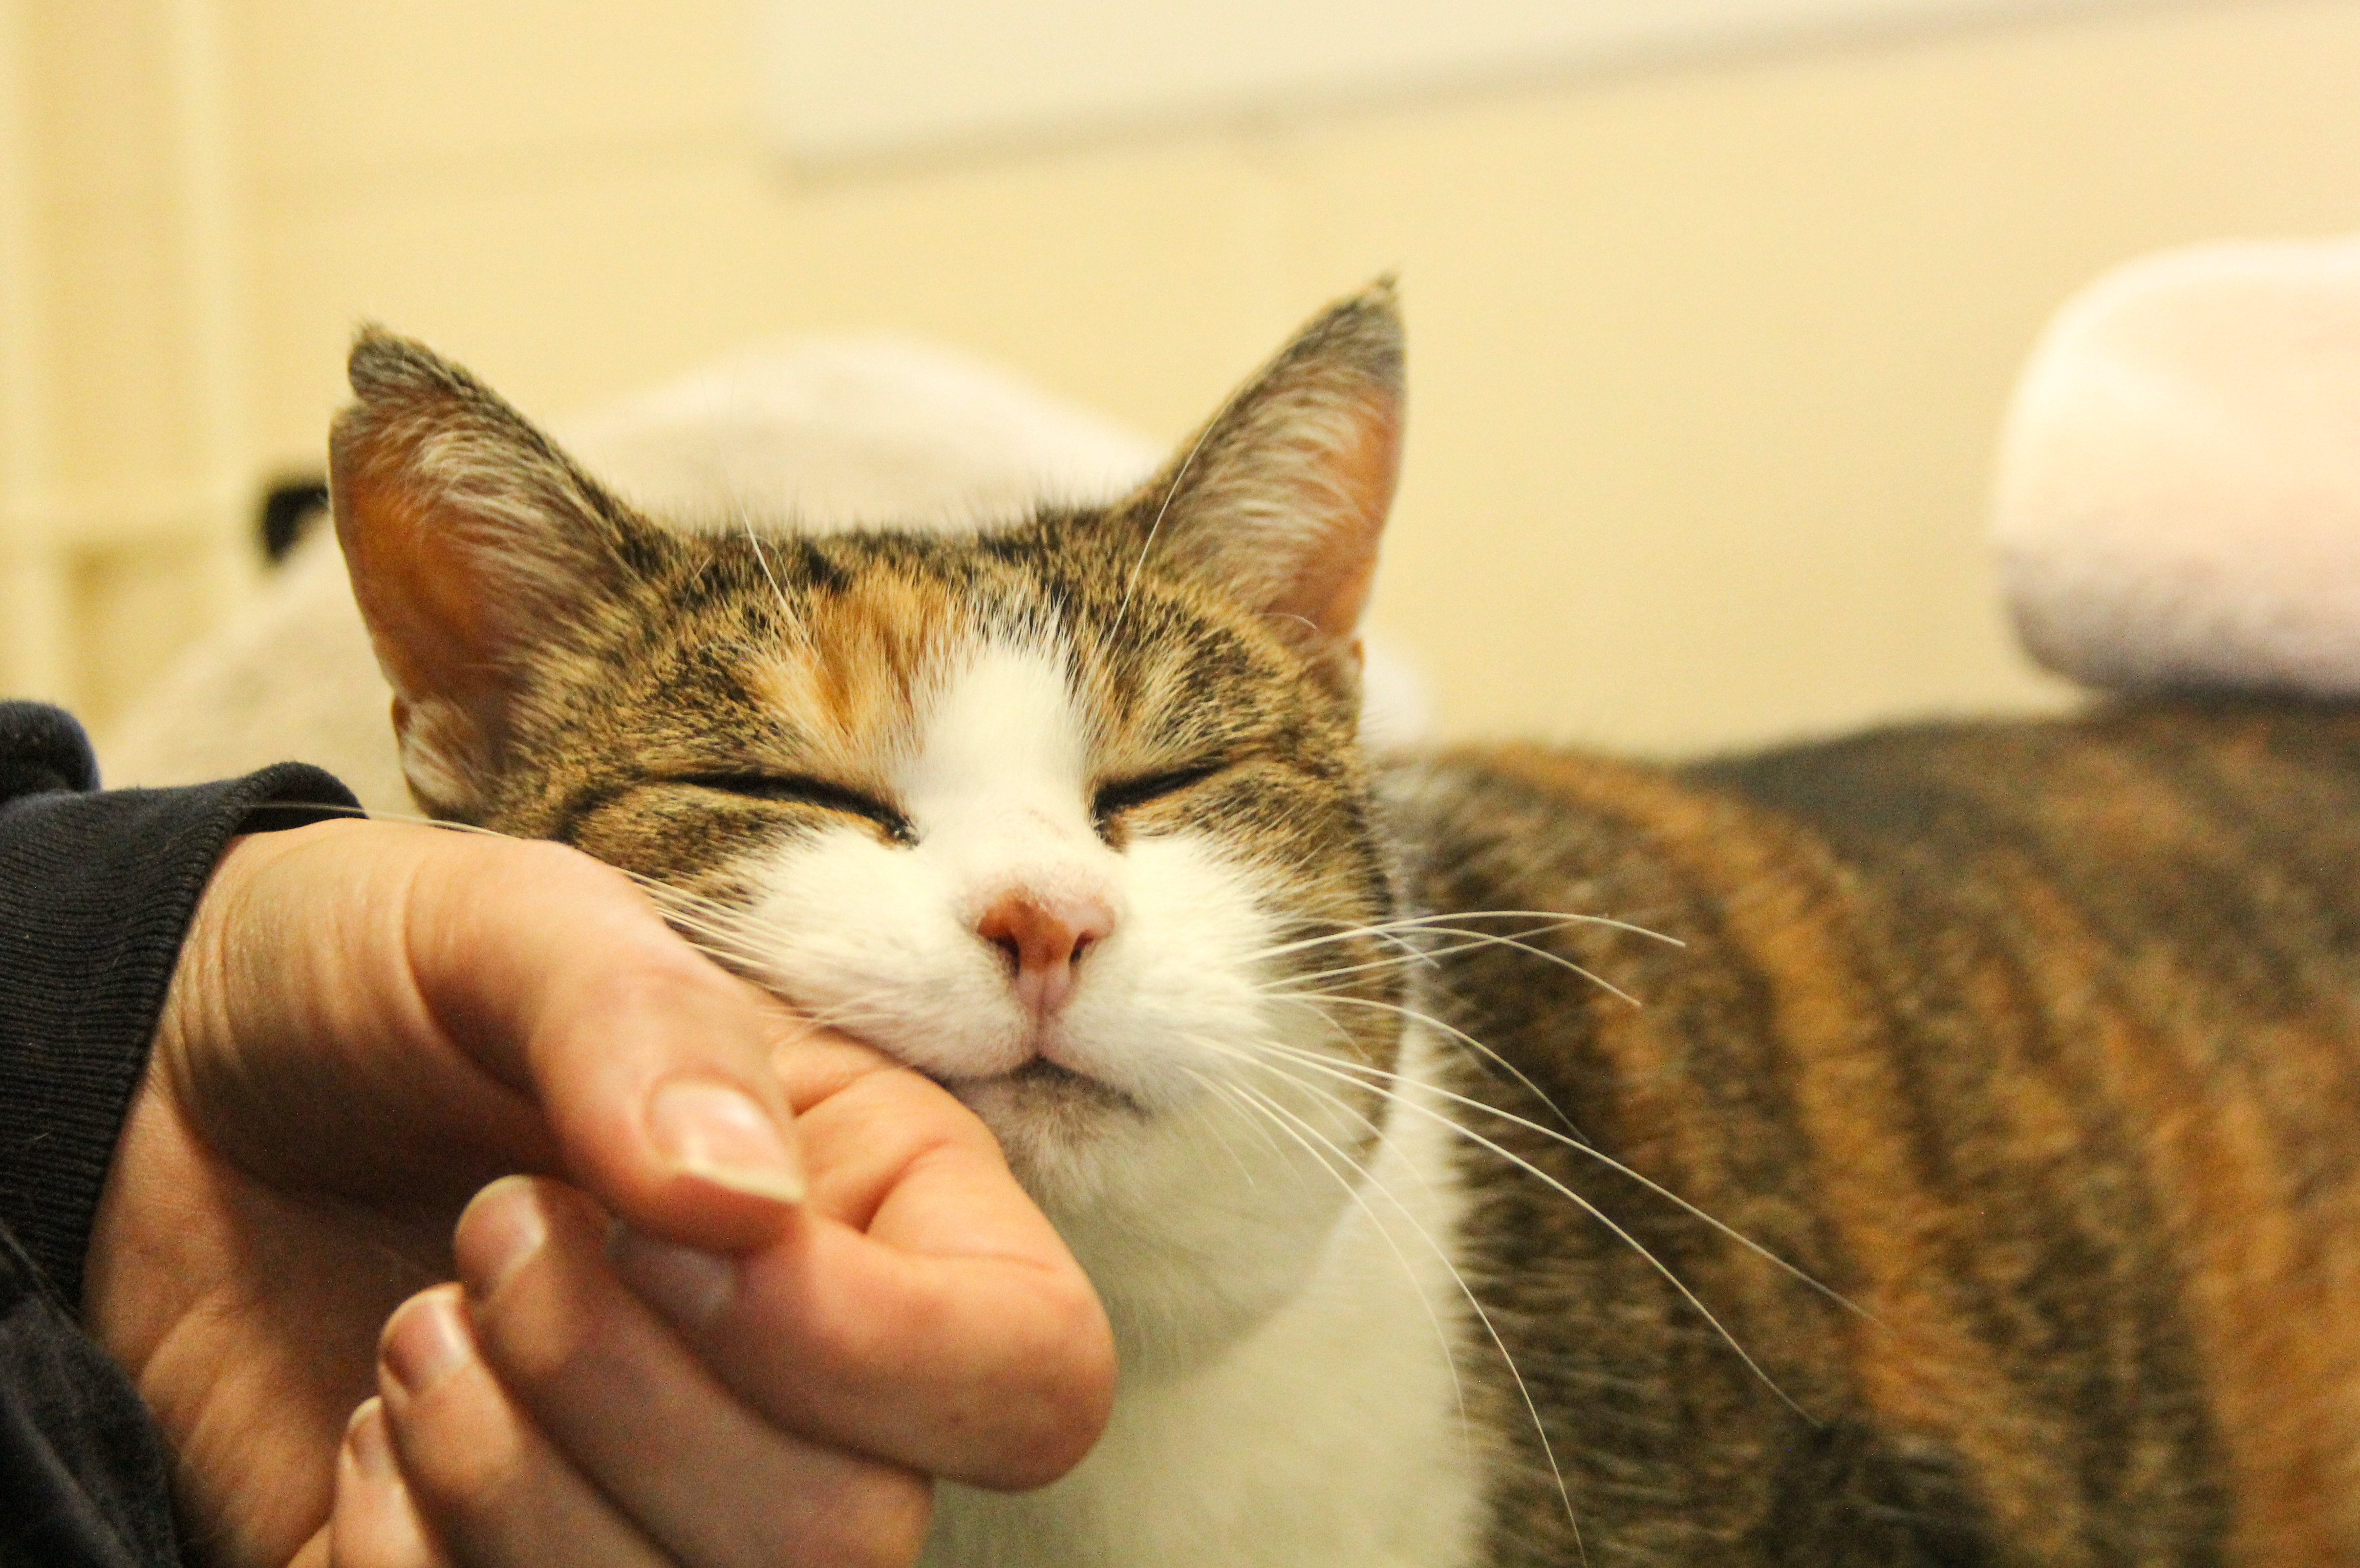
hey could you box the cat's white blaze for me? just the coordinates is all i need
[899,639,1102,893]
[926,1019,1483,1568]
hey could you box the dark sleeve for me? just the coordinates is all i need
[0,701,361,1568]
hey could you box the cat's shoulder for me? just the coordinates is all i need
[1388,694,2360,892]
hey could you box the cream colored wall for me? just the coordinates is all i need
[10,0,2360,751]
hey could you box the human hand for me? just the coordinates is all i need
[84,818,1113,1567]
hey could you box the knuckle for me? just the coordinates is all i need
[562,944,726,1030]
[457,1185,610,1394]
[394,1387,531,1528]
[490,832,606,884]
[469,1279,605,1399]
[991,1282,1118,1486]
[477,1294,596,1395]
[380,1291,550,1532]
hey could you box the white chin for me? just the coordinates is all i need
[945,1060,1150,1197]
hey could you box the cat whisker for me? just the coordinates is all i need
[584,892,933,1042]
[1274,930,1569,986]
[1251,908,1684,963]
[242,805,743,928]
[1182,1071,1478,1424]
[630,897,791,974]
[1180,1064,1355,1204]
[1272,985,1589,1145]
[248,808,824,992]
[234,799,501,836]
[1271,919,1656,1008]
[1207,1025,1818,1421]
[1191,1034,1465,1220]
[733,980,920,1037]
[1193,1065,1455,1339]
[1247,1012,1869,1330]
[1166,1065,1276,1191]
[1108,396,1228,643]
[740,522,800,627]
[1186,1049,1584,1561]
[1277,927,1648,998]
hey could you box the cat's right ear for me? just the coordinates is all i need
[331,328,661,821]
[1118,280,1403,696]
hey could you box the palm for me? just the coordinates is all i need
[89,1079,459,1567]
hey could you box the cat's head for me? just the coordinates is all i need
[330,286,1408,1370]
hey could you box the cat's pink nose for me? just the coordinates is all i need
[977,890,1114,1016]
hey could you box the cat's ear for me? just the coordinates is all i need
[1125,280,1402,690]
[330,327,660,820]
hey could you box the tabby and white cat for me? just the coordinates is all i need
[328,285,2360,1566]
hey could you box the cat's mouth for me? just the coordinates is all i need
[935,1057,1147,1121]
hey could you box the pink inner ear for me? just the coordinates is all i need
[333,447,524,766]
[1268,386,1399,649]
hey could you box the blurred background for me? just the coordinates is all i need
[3,0,2357,756]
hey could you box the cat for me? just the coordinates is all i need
[326,283,2360,1566]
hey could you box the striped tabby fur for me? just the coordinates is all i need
[1409,700,2360,1563]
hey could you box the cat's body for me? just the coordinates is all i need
[1407,702,2360,1564]
[314,286,2360,1565]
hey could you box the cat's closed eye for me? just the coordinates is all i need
[1091,763,1225,831]
[667,771,916,843]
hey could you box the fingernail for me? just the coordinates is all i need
[346,1398,394,1480]
[609,1220,738,1332]
[458,1177,547,1304]
[382,1293,471,1395]
[648,1078,806,1205]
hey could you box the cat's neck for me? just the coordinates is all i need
[922,1016,1482,1568]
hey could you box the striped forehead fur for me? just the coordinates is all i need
[730,527,1352,793]
[747,563,968,783]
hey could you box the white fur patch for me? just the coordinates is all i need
[899,640,1112,989]
[926,1021,1484,1568]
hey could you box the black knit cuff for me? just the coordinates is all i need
[0,707,359,1306]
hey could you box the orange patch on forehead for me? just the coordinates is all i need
[749,569,966,777]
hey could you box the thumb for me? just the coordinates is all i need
[395,827,819,1251]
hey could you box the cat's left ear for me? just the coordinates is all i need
[1124,280,1402,691]
[330,327,666,820]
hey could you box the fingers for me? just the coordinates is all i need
[404,1177,934,1568]
[612,1067,1117,1490]
[330,1401,449,1568]
[376,1281,688,1568]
